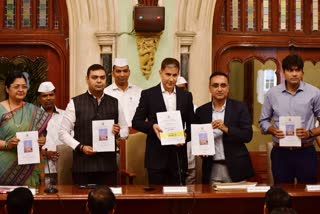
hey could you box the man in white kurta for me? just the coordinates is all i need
[104,58,142,127]
[38,81,65,185]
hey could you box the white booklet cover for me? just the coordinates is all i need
[156,111,185,146]
[92,120,115,152]
[213,181,257,190]
[163,186,188,193]
[306,184,320,191]
[191,124,215,156]
[279,116,301,147]
[17,131,40,165]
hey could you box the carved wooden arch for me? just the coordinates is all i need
[225,54,282,82]
[212,0,320,120]
[0,0,69,108]
[212,0,320,78]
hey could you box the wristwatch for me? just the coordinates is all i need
[309,130,315,137]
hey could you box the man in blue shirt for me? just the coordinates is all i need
[259,54,320,184]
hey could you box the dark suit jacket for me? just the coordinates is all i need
[132,84,195,172]
[195,99,254,183]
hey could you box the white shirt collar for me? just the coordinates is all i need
[160,82,176,94]
[110,83,133,91]
[40,106,60,114]
[87,90,105,100]
[212,100,227,112]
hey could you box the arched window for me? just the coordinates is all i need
[213,0,320,148]
[2,0,62,30]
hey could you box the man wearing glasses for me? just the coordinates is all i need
[195,72,254,184]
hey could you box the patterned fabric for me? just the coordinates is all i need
[0,102,51,186]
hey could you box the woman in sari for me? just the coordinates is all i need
[0,71,51,186]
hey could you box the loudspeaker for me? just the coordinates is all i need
[133,6,165,32]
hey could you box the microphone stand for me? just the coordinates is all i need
[176,151,183,186]
[44,148,58,193]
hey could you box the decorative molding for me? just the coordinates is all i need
[95,32,117,54]
[136,33,162,80]
[175,31,196,53]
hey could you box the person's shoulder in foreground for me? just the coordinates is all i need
[6,187,34,214]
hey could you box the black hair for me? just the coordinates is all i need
[270,207,297,214]
[282,54,304,71]
[4,70,27,99]
[87,64,107,77]
[209,71,229,84]
[265,186,292,214]
[161,58,180,70]
[5,70,27,89]
[87,186,115,214]
[6,187,34,214]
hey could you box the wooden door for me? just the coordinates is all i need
[0,0,69,108]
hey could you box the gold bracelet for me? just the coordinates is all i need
[4,141,8,150]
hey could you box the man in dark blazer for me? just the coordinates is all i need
[195,72,254,184]
[132,58,195,185]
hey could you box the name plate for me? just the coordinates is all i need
[247,186,270,192]
[306,185,320,191]
[29,188,37,195]
[163,186,188,193]
[110,187,122,194]
[0,186,36,195]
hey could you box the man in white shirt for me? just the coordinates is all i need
[104,58,142,127]
[59,64,128,185]
[38,81,64,185]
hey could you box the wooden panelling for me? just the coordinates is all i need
[0,0,69,108]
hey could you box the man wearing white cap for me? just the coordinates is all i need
[37,81,64,185]
[176,76,188,90]
[104,58,142,127]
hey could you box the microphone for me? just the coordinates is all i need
[44,148,58,193]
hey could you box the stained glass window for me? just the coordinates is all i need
[53,0,59,29]
[22,0,32,27]
[313,0,319,31]
[295,0,302,31]
[38,0,48,27]
[220,3,226,32]
[5,0,15,28]
[262,0,270,30]
[231,0,239,30]
[279,0,287,31]
[247,0,255,30]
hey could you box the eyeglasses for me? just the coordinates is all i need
[210,83,228,88]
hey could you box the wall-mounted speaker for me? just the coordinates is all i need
[133,6,165,32]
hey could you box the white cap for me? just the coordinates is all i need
[114,58,128,67]
[38,81,55,93]
[176,76,187,85]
